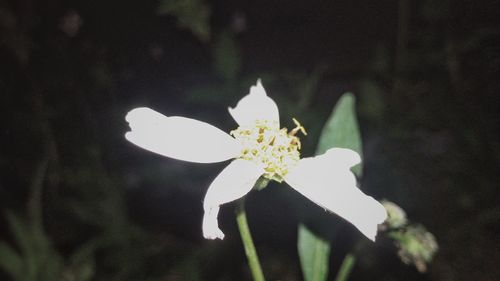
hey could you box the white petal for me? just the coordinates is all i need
[285,148,387,241]
[228,79,280,127]
[202,159,264,239]
[125,107,241,163]
[202,205,225,240]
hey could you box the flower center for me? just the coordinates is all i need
[230,119,307,182]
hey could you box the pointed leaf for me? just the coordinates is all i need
[316,93,362,175]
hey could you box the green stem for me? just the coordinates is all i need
[334,253,356,281]
[236,199,266,281]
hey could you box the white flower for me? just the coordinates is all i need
[125,80,387,241]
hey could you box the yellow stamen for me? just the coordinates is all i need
[290,118,308,136]
[230,118,307,182]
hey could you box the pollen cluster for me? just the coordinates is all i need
[230,119,306,182]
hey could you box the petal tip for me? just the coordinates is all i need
[368,233,377,242]
[124,131,132,141]
[324,148,362,167]
[255,78,263,88]
[227,106,235,116]
[358,224,379,241]
[229,80,279,126]
[126,107,150,122]
[202,206,227,240]
[250,78,266,97]
[203,230,225,240]
[202,218,226,240]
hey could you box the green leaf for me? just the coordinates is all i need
[0,241,23,280]
[213,31,241,80]
[298,93,363,281]
[157,0,211,42]
[298,224,331,281]
[316,92,363,175]
[39,253,64,281]
[5,212,33,257]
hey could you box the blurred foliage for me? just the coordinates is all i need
[185,31,242,105]
[213,31,241,81]
[390,225,438,273]
[0,212,95,281]
[380,200,438,273]
[157,0,211,42]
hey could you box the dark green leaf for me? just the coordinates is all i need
[0,241,23,280]
[213,32,241,80]
[157,0,211,42]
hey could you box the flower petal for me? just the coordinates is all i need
[125,107,241,163]
[203,159,264,239]
[228,79,280,127]
[285,148,387,241]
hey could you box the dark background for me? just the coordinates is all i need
[1,0,499,280]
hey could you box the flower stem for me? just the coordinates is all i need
[236,199,266,281]
[334,253,356,281]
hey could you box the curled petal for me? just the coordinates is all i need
[203,159,264,239]
[202,205,225,240]
[285,148,387,241]
[125,107,241,163]
[228,79,280,127]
